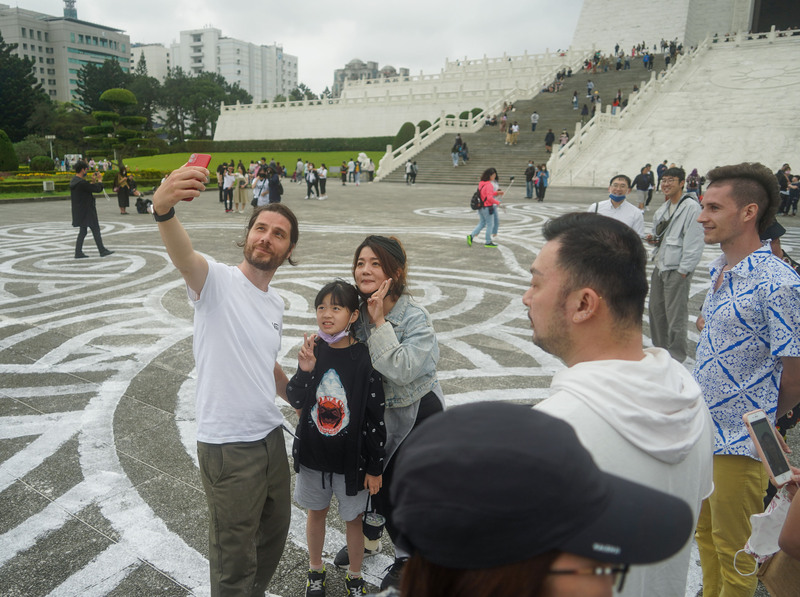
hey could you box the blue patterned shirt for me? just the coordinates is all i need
[693,244,800,457]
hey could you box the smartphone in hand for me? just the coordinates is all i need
[181,154,212,201]
[743,409,793,487]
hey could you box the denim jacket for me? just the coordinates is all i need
[354,294,441,409]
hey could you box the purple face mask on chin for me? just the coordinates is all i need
[317,326,351,345]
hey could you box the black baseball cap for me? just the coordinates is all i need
[391,402,694,570]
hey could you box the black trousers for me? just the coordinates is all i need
[75,222,105,255]
[376,392,443,542]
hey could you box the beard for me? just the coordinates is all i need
[244,242,291,272]
[531,309,572,361]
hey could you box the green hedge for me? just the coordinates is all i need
[30,156,54,172]
[0,179,163,193]
[178,136,394,154]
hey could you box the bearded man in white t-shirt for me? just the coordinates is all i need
[152,167,298,596]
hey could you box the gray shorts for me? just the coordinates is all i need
[294,464,368,522]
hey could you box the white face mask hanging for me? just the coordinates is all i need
[733,486,793,576]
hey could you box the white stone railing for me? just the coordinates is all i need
[547,36,706,184]
[374,111,485,182]
[373,50,592,180]
[340,49,577,92]
[547,26,800,185]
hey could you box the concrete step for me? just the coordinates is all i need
[382,54,664,185]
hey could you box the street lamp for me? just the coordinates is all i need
[45,135,55,160]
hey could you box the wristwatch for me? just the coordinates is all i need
[148,203,175,222]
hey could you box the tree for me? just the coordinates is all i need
[159,68,252,142]
[13,135,48,162]
[84,88,152,163]
[289,83,318,102]
[0,32,48,141]
[50,102,95,154]
[160,67,192,143]
[74,60,128,113]
[128,54,160,130]
[272,93,287,103]
[0,128,19,171]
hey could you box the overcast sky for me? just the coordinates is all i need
[19,0,584,93]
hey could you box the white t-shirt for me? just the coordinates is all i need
[588,198,645,236]
[190,261,285,443]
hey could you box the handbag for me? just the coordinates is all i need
[653,195,691,244]
[757,550,800,597]
[362,494,385,542]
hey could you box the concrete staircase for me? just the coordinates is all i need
[381,54,663,185]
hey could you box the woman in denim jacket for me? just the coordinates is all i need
[335,235,445,591]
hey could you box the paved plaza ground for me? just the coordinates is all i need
[1,179,797,596]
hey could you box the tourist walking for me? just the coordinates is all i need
[467,168,505,248]
[71,160,113,258]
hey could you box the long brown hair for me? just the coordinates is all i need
[400,551,559,597]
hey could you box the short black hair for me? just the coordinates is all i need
[74,159,88,172]
[706,162,780,234]
[315,279,359,313]
[543,213,648,326]
[662,167,685,182]
[609,174,632,187]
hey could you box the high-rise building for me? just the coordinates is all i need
[130,43,170,81]
[0,2,131,103]
[170,27,298,103]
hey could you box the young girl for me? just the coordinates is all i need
[287,280,386,597]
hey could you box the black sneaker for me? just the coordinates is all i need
[99,249,114,257]
[333,544,382,570]
[305,567,326,597]
[379,557,408,591]
[345,574,367,596]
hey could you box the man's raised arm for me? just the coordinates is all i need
[152,166,210,295]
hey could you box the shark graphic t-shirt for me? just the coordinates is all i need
[287,340,385,477]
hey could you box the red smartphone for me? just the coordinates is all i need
[185,153,211,168]
[181,154,211,201]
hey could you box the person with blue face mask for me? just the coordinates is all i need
[287,279,386,597]
[587,175,645,237]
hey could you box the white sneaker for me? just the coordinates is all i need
[318,196,326,201]
[304,196,309,199]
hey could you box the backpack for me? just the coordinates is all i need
[470,187,483,210]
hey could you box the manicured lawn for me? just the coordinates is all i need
[123,151,385,174]
[0,191,69,201]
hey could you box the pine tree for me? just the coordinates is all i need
[0,33,48,141]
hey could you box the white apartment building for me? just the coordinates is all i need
[0,3,131,104]
[130,43,170,81]
[170,27,298,103]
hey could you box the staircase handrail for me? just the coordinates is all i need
[374,49,593,181]
[548,37,711,182]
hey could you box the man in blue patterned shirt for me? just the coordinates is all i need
[693,162,800,597]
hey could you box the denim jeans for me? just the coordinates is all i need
[470,207,492,244]
[451,152,459,166]
[526,180,533,198]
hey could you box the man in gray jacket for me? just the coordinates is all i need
[646,167,704,362]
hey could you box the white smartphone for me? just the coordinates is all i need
[743,409,793,487]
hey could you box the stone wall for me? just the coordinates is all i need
[549,33,800,187]
[571,0,754,55]
[213,51,583,141]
